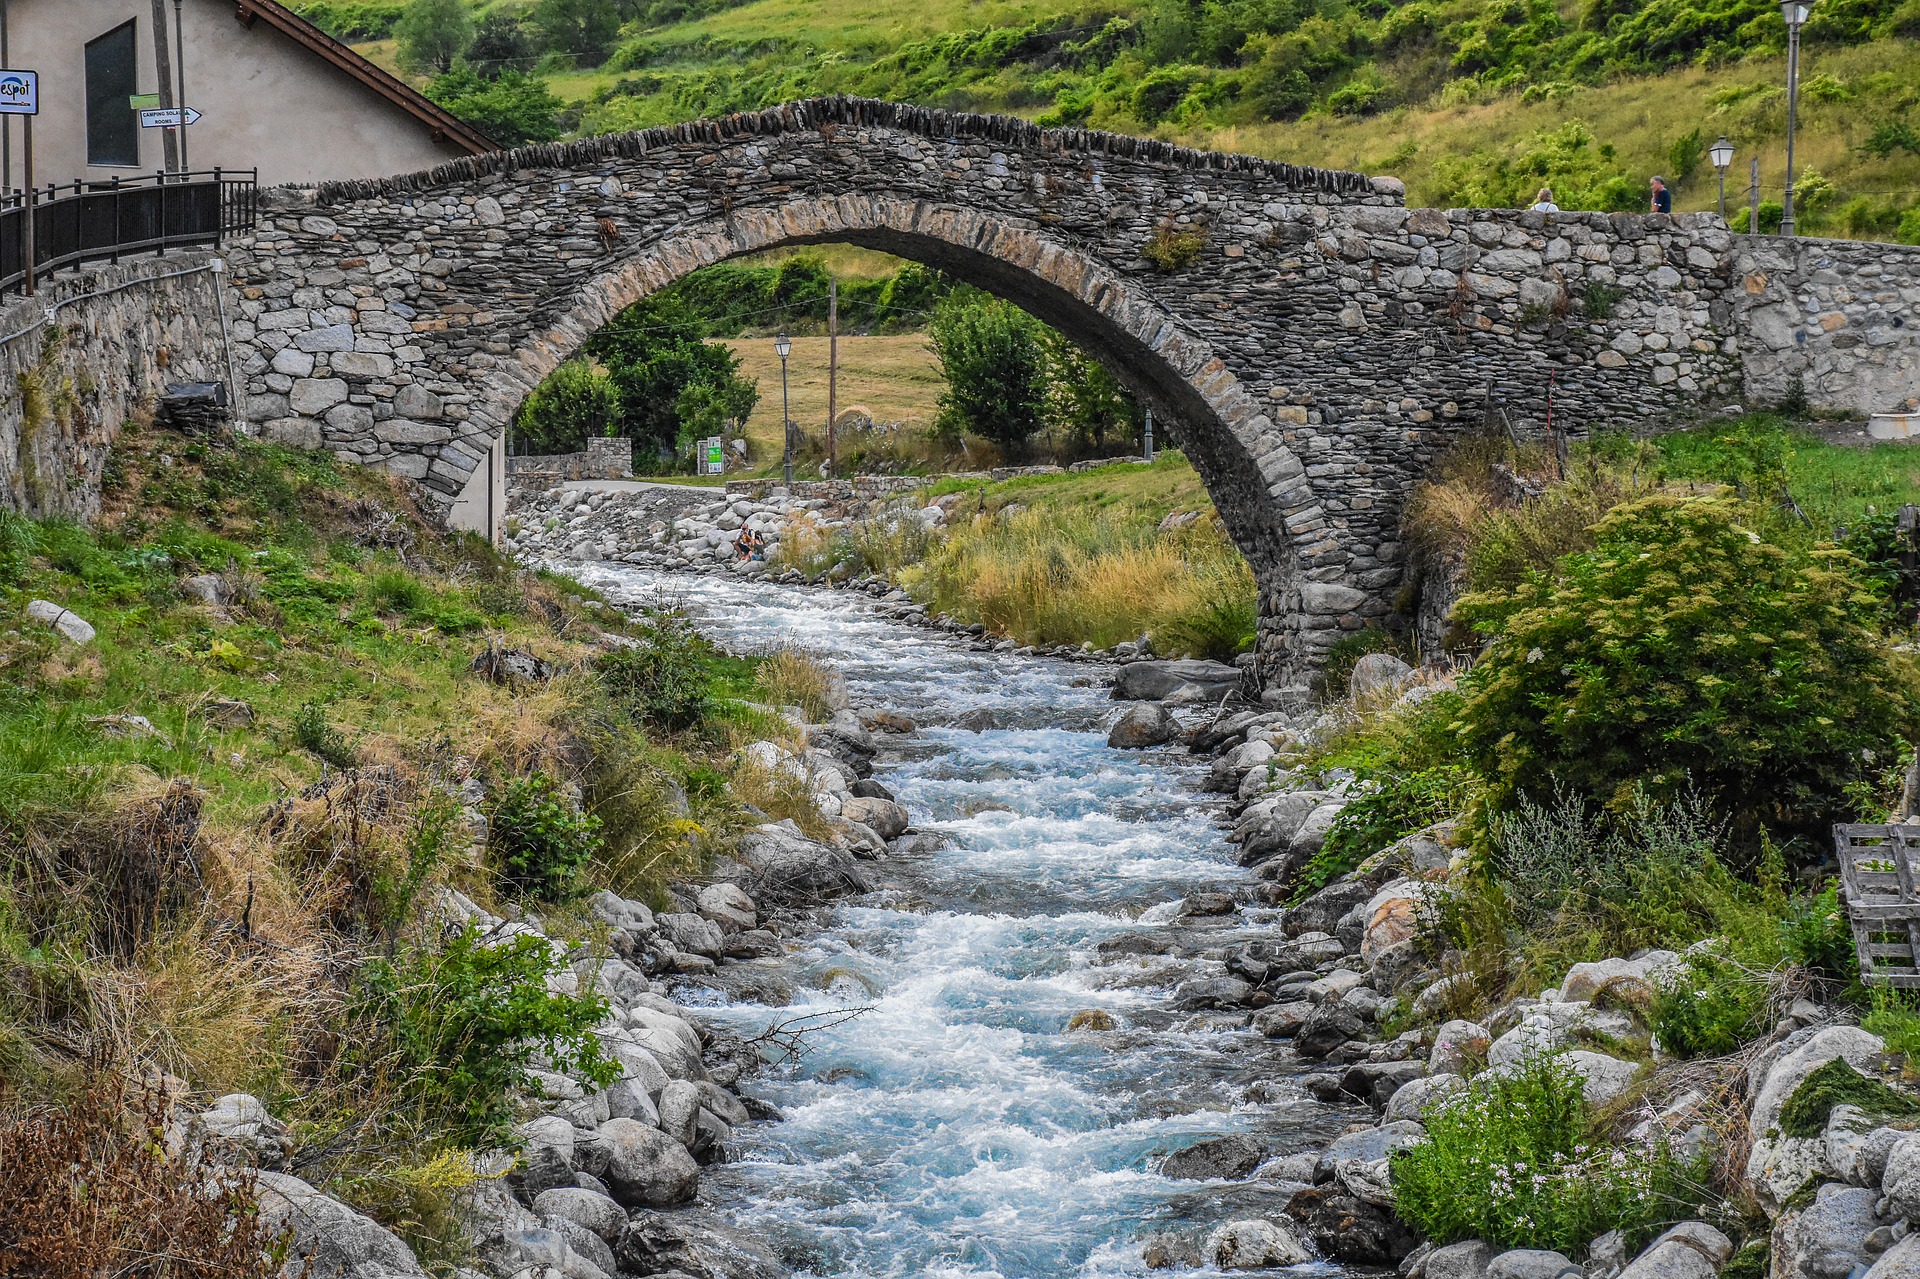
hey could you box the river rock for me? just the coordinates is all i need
[1774,1183,1879,1279]
[1826,1107,1906,1187]
[955,708,997,731]
[842,796,910,839]
[657,1079,703,1148]
[1285,878,1371,936]
[1176,976,1254,1009]
[255,1171,429,1278]
[735,821,873,904]
[1386,1073,1464,1122]
[1162,1134,1265,1181]
[1112,659,1241,702]
[1560,952,1681,1003]
[1884,1134,1920,1218]
[614,1211,790,1279]
[590,1117,700,1208]
[1295,997,1371,1058]
[1429,1019,1492,1075]
[1746,1026,1887,1205]
[1616,1222,1732,1279]
[1347,653,1413,698]
[1206,1219,1309,1269]
[1867,1234,1920,1278]
[658,911,726,958]
[1325,1121,1426,1164]
[1108,702,1178,748]
[1341,1060,1426,1109]
[1290,801,1348,862]
[1426,1239,1496,1279]
[1566,1050,1641,1108]
[25,599,95,644]
[1485,1249,1580,1279]
[1252,1001,1313,1038]
[533,1187,628,1243]
[849,777,897,801]
[696,883,758,932]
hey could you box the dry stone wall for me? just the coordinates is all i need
[209,96,1920,682]
[0,253,231,520]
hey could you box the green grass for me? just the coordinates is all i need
[1649,418,1920,530]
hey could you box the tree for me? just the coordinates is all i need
[394,0,473,74]
[585,294,759,458]
[424,67,564,147]
[530,0,623,67]
[1455,495,1920,856]
[468,14,536,77]
[1041,328,1138,453]
[513,358,620,454]
[929,294,1048,454]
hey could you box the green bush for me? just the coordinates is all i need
[1300,764,1468,897]
[1650,947,1771,1057]
[929,295,1049,454]
[425,67,564,147]
[292,700,359,769]
[1393,1054,1704,1253]
[595,615,719,731]
[489,774,603,901]
[353,923,616,1147]
[512,358,620,455]
[1456,495,1920,857]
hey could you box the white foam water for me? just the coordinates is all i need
[571,566,1351,1278]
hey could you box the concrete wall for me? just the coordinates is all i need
[0,250,229,519]
[5,0,467,189]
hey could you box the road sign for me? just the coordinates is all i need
[0,70,38,115]
[703,437,724,475]
[139,106,201,128]
[129,93,161,109]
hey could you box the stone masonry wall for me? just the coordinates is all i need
[1736,236,1920,412]
[506,436,633,482]
[210,97,1920,681]
[0,252,230,520]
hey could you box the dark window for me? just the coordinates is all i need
[85,21,140,167]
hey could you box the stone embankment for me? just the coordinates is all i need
[1105,648,1920,1277]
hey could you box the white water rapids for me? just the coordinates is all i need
[572,566,1352,1279]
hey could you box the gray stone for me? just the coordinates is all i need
[1347,652,1413,697]
[1867,1234,1920,1278]
[1425,1239,1496,1279]
[270,347,316,377]
[288,377,349,415]
[1206,1219,1310,1269]
[695,882,757,931]
[375,418,453,444]
[1111,659,1241,701]
[1385,1073,1463,1123]
[255,1171,429,1278]
[1161,1134,1265,1181]
[25,599,95,644]
[587,1117,700,1208]
[841,796,909,839]
[657,911,726,958]
[1884,1133,1920,1218]
[1107,702,1178,748]
[656,1078,702,1149]
[261,416,323,448]
[294,323,357,353]
[1565,1050,1641,1108]
[1324,1120,1426,1164]
[1616,1222,1732,1279]
[393,384,444,419]
[1484,1249,1579,1279]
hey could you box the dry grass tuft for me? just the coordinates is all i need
[754,649,838,724]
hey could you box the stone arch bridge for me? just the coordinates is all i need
[221,97,1920,681]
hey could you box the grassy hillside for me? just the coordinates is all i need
[317,0,1920,237]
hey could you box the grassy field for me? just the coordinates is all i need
[717,333,946,470]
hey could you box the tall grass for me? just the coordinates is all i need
[912,506,1256,657]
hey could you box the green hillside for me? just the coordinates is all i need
[302,0,1920,235]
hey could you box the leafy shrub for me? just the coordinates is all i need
[929,295,1049,453]
[1456,495,1920,856]
[353,923,616,1148]
[1781,883,1858,985]
[1650,947,1771,1057]
[1393,1054,1703,1252]
[1300,764,1467,897]
[1865,986,1920,1058]
[513,358,621,456]
[0,1076,290,1277]
[293,700,359,768]
[595,615,719,731]
[1143,223,1209,271]
[488,773,603,901]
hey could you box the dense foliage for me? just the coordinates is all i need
[488,773,605,900]
[1393,1056,1703,1252]
[929,295,1051,453]
[596,614,723,730]
[424,67,567,146]
[353,924,617,1147]
[1455,494,1920,854]
[513,358,621,454]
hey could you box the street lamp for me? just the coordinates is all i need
[1709,136,1735,221]
[1781,0,1814,236]
[774,331,793,487]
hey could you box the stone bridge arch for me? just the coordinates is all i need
[227,96,1916,680]
[469,194,1325,676]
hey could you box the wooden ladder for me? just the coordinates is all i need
[1838,823,1920,988]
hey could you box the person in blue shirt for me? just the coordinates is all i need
[1650,176,1672,214]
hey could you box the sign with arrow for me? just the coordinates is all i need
[139,106,202,128]
[0,69,38,115]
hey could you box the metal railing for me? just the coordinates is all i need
[0,169,258,297]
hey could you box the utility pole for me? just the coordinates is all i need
[149,0,179,172]
[825,279,839,478]
[174,0,189,172]
[1,0,10,194]
[1749,158,1760,235]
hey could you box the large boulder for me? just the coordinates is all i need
[1112,659,1242,701]
[1108,702,1178,749]
[1565,1051,1641,1108]
[1206,1219,1310,1269]
[1425,1239,1496,1279]
[841,796,910,839]
[1616,1222,1732,1279]
[1429,1020,1492,1075]
[1161,1134,1265,1181]
[1485,1250,1580,1279]
[1347,653,1413,699]
[255,1171,429,1279]
[1295,998,1371,1058]
[1883,1133,1920,1218]
[1560,952,1681,1003]
[532,1187,627,1243]
[1745,1026,1887,1207]
[734,821,873,905]
[614,1212,790,1279]
[588,1117,700,1208]
[1772,1183,1879,1279]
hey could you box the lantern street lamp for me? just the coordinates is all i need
[1709,136,1735,221]
[774,331,793,487]
[1781,0,1814,236]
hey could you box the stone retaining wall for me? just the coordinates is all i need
[507,436,633,481]
[0,252,231,520]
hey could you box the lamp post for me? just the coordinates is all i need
[1781,0,1813,236]
[1709,136,1735,221]
[774,331,793,487]
[174,0,188,174]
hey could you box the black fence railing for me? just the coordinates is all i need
[0,169,258,297]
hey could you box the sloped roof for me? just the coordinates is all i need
[232,0,497,156]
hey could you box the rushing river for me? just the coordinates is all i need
[572,566,1351,1279]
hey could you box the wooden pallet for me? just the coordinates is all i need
[1838,823,1920,987]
